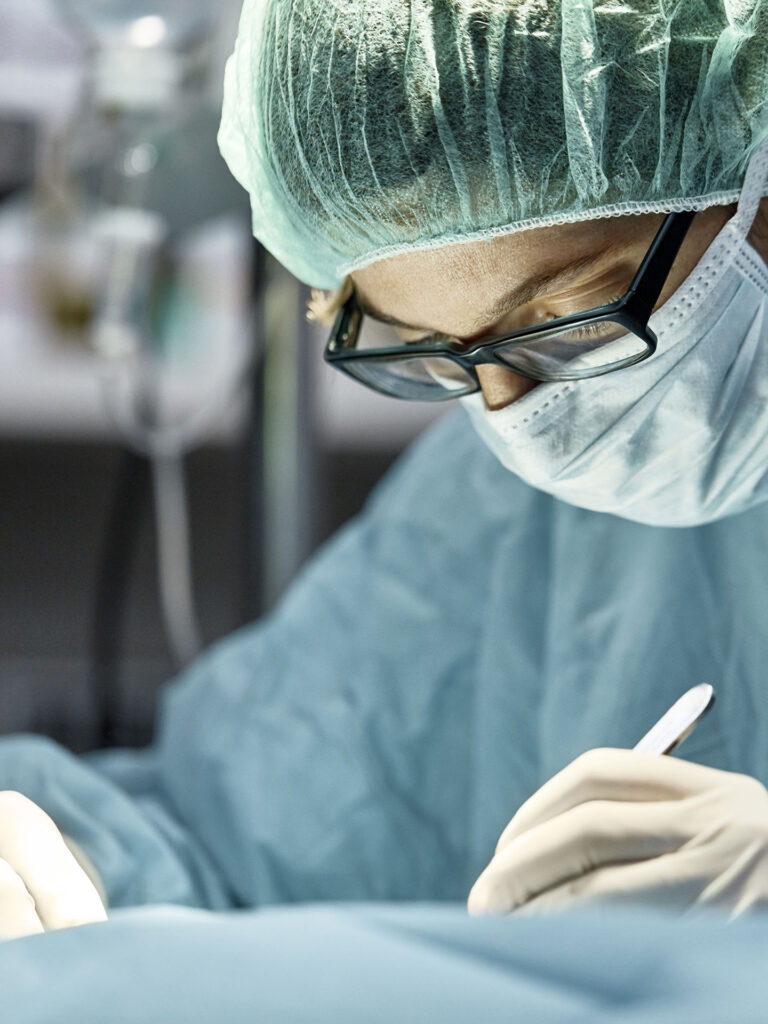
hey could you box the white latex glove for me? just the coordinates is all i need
[0,791,107,941]
[468,749,768,919]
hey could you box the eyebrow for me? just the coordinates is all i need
[360,243,625,336]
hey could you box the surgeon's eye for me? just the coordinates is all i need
[541,292,626,340]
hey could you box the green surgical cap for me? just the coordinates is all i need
[219,0,768,288]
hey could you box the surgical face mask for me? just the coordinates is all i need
[461,143,768,528]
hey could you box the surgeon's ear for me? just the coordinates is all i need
[306,277,354,327]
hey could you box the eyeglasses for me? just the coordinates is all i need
[324,210,696,402]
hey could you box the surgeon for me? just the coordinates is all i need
[1,0,768,941]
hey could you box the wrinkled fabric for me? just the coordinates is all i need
[463,142,768,527]
[218,0,768,286]
[2,903,768,1022]
[0,411,767,912]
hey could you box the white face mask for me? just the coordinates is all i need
[462,143,768,528]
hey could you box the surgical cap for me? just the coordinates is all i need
[219,0,768,288]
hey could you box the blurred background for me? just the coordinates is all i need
[0,0,445,751]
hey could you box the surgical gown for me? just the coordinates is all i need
[0,409,763,911]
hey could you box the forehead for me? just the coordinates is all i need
[352,214,656,336]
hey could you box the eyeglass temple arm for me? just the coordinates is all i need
[627,210,697,312]
[330,290,363,350]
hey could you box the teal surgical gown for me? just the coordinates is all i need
[0,409,762,911]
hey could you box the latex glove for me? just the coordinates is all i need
[0,791,107,941]
[468,749,768,919]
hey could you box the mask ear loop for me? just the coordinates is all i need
[730,137,768,238]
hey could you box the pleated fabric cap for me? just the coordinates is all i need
[219,0,768,288]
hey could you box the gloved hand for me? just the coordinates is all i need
[0,791,107,941]
[468,749,768,919]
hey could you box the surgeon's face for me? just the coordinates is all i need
[352,201,768,411]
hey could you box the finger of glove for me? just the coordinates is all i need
[469,797,690,915]
[63,835,108,910]
[0,858,44,941]
[496,749,724,855]
[0,792,106,930]
[512,844,724,917]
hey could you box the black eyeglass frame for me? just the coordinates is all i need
[324,210,696,400]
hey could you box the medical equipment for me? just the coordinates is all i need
[37,2,254,676]
[465,686,717,915]
[468,743,768,916]
[634,684,715,757]
[464,686,717,916]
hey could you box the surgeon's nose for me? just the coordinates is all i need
[476,364,538,410]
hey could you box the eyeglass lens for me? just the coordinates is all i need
[493,321,647,379]
[347,353,477,401]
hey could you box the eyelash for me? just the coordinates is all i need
[560,293,625,340]
[569,321,611,340]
